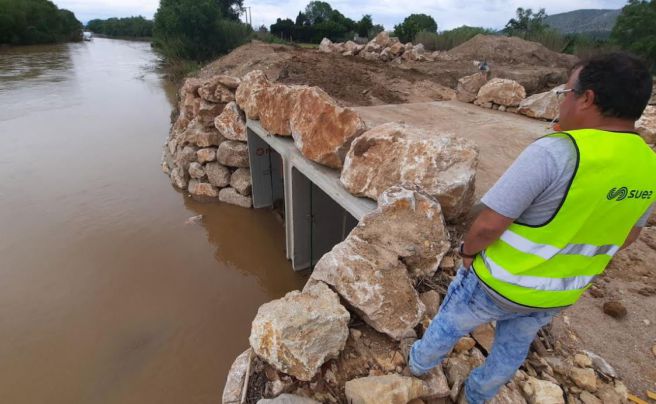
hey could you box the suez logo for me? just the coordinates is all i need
[607,187,654,201]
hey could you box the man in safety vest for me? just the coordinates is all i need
[407,52,655,403]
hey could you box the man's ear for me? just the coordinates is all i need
[580,89,596,110]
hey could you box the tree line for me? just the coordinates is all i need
[86,17,154,38]
[0,0,82,45]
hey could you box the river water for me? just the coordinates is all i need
[0,38,305,404]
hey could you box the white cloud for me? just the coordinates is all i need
[53,0,628,30]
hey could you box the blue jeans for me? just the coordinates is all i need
[409,267,559,404]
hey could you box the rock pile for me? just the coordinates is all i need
[162,75,253,207]
[319,32,447,64]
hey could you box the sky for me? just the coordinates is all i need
[53,0,629,31]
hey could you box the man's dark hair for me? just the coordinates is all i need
[574,52,653,121]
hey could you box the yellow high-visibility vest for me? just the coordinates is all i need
[473,129,656,308]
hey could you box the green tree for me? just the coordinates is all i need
[393,14,437,43]
[304,1,333,24]
[611,0,656,70]
[153,0,250,62]
[503,7,548,38]
[86,16,154,38]
[0,0,82,45]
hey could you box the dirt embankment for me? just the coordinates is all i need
[198,35,575,108]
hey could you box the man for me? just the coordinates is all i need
[407,52,655,403]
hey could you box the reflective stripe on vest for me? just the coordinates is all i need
[473,129,656,309]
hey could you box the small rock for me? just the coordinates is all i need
[602,300,627,319]
[184,214,203,225]
[257,394,320,404]
[197,148,217,163]
[188,162,205,179]
[219,187,252,209]
[472,323,495,353]
[595,383,623,404]
[569,367,597,392]
[582,350,617,379]
[578,391,602,404]
[574,354,592,368]
[217,140,249,168]
[345,374,426,404]
[453,337,476,354]
[222,349,253,404]
[350,328,362,340]
[215,101,247,142]
[521,376,564,404]
[489,382,527,404]
[205,162,231,188]
[230,168,252,196]
[420,365,450,399]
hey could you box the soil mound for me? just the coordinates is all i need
[448,34,578,68]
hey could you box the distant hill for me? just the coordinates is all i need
[544,9,620,37]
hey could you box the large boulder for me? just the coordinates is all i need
[219,187,252,208]
[389,42,405,57]
[637,105,656,144]
[345,375,426,404]
[257,84,304,136]
[215,101,247,142]
[180,77,202,98]
[198,75,236,103]
[344,40,362,54]
[230,168,252,196]
[475,78,527,107]
[236,70,272,120]
[518,85,565,120]
[206,162,231,188]
[456,73,488,103]
[319,38,334,53]
[218,140,250,168]
[351,185,451,279]
[290,87,367,168]
[341,123,479,221]
[197,100,226,127]
[372,31,392,48]
[181,120,224,148]
[222,349,252,404]
[188,180,219,200]
[249,282,350,381]
[308,236,423,340]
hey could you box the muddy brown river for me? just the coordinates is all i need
[0,38,305,404]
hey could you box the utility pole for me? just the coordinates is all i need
[243,6,252,27]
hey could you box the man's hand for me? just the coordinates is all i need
[461,207,515,263]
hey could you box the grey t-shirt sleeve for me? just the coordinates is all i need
[481,139,560,219]
[637,203,654,227]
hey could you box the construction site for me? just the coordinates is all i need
[160,33,656,404]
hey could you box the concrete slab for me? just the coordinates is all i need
[353,101,553,199]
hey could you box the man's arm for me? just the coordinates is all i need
[461,207,514,268]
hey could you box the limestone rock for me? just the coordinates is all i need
[182,119,224,147]
[578,391,602,404]
[219,187,252,209]
[170,167,188,190]
[581,350,617,379]
[472,323,495,353]
[445,354,473,401]
[594,383,624,404]
[569,367,597,392]
[404,42,413,51]
[344,40,362,54]
[215,75,241,91]
[389,42,405,57]
[319,37,334,53]
[197,100,226,126]
[341,122,479,221]
[636,105,655,144]
[197,148,216,164]
[413,43,425,55]
[188,180,219,200]
[257,394,320,404]
[215,101,247,142]
[453,337,476,354]
[206,162,231,188]
[174,145,198,170]
[345,375,426,404]
[518,85,565,121]
[475,78,527,107]
[231,168,252,196]
[222,348,252,404]
[456,73,488,103]
[181,77,202,98]
[236,70,272,120]
[419,290,441,320]
[289,86,367,168]
[307,235,424,340]
[521,377,564,404]
[249,282,350,381]
[218,140,249,168]
[361,51,380,62]
[602,300,627,319]
[258,84,305,136]
[188,162,205,179]
[421,365,450,399]
[199,75,235,103]
[574,353,592,369]
[489,383,528,404]
[373,31,392,48]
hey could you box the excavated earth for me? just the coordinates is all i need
[191,38,655,401]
